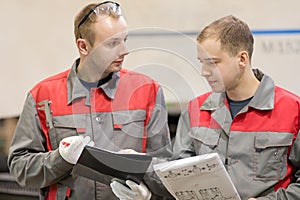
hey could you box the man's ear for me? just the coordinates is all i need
[77,38,89,56]
[238,51,249,67]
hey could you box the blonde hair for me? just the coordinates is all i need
[197,15,254,60]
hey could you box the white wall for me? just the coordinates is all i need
[1,0,299,117]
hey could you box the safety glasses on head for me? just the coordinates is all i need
[78,1,121,29]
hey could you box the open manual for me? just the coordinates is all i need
[153,153,241,200]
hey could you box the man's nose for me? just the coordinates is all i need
[118,42,129,57]
[201,63,211,77]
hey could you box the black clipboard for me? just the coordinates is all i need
[72,146,153,184]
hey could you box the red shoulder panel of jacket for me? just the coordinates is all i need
[188,92,220,128]
[231,86,300,134]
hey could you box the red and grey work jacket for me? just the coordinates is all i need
[8,61,172,200]
[173,72,300,199]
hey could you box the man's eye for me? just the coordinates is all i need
[108,41,118,46]
[204,61,216,66]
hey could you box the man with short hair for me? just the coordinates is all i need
[8,2,172,199]
[173,15,300,200]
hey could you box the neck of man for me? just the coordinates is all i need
[226,67,260,101]
[76,60,110,83]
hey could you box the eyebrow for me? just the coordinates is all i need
[198,57,219,62]
[108,34,128,41]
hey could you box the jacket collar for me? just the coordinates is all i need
[201,70,275,111]
[67,59,120,105]
[200,69,275,134]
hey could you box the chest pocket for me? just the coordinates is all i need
[49,115,86,149]
[253,132,294,181]
[189,127,221,155]
[112,110,146,151]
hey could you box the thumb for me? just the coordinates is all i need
[126,180,151,200]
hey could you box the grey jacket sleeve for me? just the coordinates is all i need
[145,86,172,157]
[7,93,73,188]
[257,130,300,200]
[143,86,174,199]
[172,108,195,159]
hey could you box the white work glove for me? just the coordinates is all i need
[110,180,152,200]
[118,149,145,155]
[58,135,94,164]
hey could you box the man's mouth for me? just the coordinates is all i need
[112,59,123,65]
[208,80,217,85]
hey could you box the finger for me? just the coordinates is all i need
[125,180,139,192]
[110,182,122,197]
[118,149,135,154]
[78,135,84,141]
[88,141,95,147]
[113,181,135,194]
[119,149,145,155]
[82,136,91,145]
[111,181,136,196]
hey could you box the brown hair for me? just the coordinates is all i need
[74,3,98,45]
[197,15,254,60]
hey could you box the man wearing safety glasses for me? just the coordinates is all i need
[8,1,172,199]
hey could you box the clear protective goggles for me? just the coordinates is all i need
[78,1,121,29]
